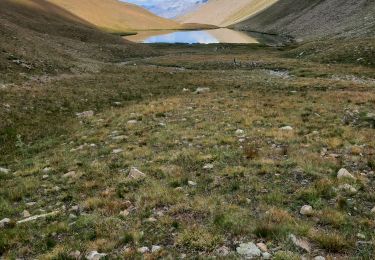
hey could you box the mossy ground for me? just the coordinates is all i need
[1,44,374,259]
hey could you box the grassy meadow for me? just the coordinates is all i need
[0,43,375,259]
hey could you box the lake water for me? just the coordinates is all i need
[125,28,282,45]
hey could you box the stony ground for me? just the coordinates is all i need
[1,44,375,259]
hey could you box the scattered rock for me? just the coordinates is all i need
[262,252,272,259]
[128,167,146,180]
[194,87,210,94]
[0,167,10,174]
[337,168,356,180]
[17,211,60,224]
[151,245,162,253]
[76,110,94,118]
[215,246,231,256]
[63,171,77,178]
[68,250,81,259]
[236,242,261,258]
[127,120,138,125]
[289,234,311,253]
[256,242,268,252]
[188,180,197,186]
[0,218,11,228]
[120,210,130,217]
[338,184,357,194]
[22,210,31,218]
[235,129,245,136]
[86,251,107,260]
[113,148,124,154]
[300,205,313,216]
[203,163,214,170]
[137,247,149,254]
[280,126,293,131]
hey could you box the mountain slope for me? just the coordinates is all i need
[178,0,277,27]
[47,0,181,33]
[0,0,150,82]
[234,0,375,40]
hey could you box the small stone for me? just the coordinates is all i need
[300,205,313,216]
[0,218,11,228]
[137,247,149,253]
[22,210,31,218]
[113,148,124,154]
[314,256,325,260]
[26,202,36,207]
[357,233,366,239]
[127,120,138,125]
[0,167,10,174]
[128,167,146,179]
[68,250,81,259]
[188,181,197,186]
[371,206,375,214]
[151,245,162,253]
[194,87,210,94]
[145,217,157,223]
[337,168,356,180]
[63,171,77,178]
[338,184,357,194]
[203,163,214,170]
[182,88,190,92]
[280,126,293,131]
[42,167,52,173]
[112,135,127,141]
[236,242,261,258]
[215,246,230,256]
[42,175,49,179]
[120,210,130,217]
[86,251,107,260]
[76,110,94,118]
[262,252,272,259]
[235,129,245,136]
[69,213,77,219]
[256,242,268,252]
[71,205,80,212]
[289,234,311,253]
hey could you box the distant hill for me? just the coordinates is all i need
[47,0,181,33]
[234,0,375,40]
[177,0,277,27]
[0,0,150,82]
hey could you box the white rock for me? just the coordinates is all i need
[182,88,190,92]
[300,205,313,216]
[26,202,36,207]
[86,251,107,260]
[357,233,366,239]
[76,110,94,118]
[194,87,210,94]
[119,210,130,217]
[262,252,272,259]
[0,167,10,174]
[314,256,325,260]
[0,218,11,228]
[371,206,375,214]
[22,210,31,218]
[236,242,261,258]
[256,242,268,252]
[112,135,127,141]
[235,129,245,136]
[69,250,81,259]
[112,148,124,154]
[188,181,197,186]
[137,247,149,254]
[337,168,356,180]
[280,126,293,131]
[42,167,52,173]
[127,120,138,125]
[203,163,214,170]
[128,167,146,179]
[42,175,49,179]
[151,245,162,253]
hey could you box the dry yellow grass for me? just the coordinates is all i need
[178,0,278,27]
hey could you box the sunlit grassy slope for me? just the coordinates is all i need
[47,0,181,32]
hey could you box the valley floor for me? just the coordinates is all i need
[0,44,375,258]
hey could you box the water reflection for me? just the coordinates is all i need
[125,28,259,44]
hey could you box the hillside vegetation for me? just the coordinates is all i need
[178,0,277,27]
[46,0,181,33]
